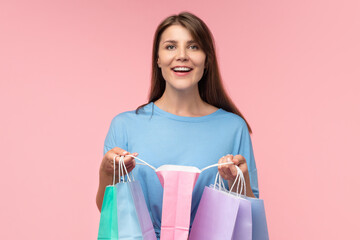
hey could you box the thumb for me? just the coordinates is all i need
[231,158,240,166]
[232,155,245,166]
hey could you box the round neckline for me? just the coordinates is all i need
[151,101,223,122]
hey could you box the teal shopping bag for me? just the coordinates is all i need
[98,156,119,240]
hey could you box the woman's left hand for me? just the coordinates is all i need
[218,154,248,181]
[218,154,255,197]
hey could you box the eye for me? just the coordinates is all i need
[166,45,175,50]
[190,45,199,50]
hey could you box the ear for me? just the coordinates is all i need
[157,58,160,68]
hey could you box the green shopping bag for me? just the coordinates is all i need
[98,156,119,240]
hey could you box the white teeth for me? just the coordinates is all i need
[173,67,192,71]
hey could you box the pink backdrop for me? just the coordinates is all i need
[1,0,359,239]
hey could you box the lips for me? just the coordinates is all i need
[172,69,192,76]
[172,69,193,73]
[171,66,193,71]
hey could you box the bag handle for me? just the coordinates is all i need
[112,155,117,185]
[118,155,132,183]
[120,154,248,195]
[125,154,157,170]
[213,165,246,197]
[123,154,236,183]
[125,154,235,172]
[214,171,226,190]
[228,165,246,196]
[200,162,234,172]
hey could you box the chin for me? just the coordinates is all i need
[168,81,198,91]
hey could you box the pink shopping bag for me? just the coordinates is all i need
[156,165,201,240]
[128,155,235,240]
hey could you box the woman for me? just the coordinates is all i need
[96,11,259,238]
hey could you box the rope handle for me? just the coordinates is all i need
[126,154,235,172]
[112,155,116,185]
[228,165,246,196]
[121,154,244,194]
[118,155,131,183]
[125,154,156,170]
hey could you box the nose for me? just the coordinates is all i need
[176,46,188,61]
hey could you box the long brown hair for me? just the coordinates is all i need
[135,11,252,134]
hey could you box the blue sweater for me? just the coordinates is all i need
[103,101,259,238]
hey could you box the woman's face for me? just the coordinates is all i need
[157,25,206,92]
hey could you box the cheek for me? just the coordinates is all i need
[193,55,206,68]
[158,51,173,66]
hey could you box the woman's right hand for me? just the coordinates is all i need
[100,147,138,177]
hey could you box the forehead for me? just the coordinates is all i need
[160,25,195,43]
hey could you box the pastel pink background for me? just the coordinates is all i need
[1,0,359,239]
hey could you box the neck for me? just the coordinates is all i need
[154,85,209,117]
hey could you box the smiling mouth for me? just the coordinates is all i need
[171,67,193,72]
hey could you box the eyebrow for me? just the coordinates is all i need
[162,40,197,45]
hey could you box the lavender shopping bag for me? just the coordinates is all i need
[188,186,240,240]
[129,179,157,240]
[188,166,252,240]
[229,166,252,240]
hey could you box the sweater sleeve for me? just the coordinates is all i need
[103,114,128,156]
[237,121,260,198]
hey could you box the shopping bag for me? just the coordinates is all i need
[129,176,157,240]
[156,165,201,240]
[244,196,269,240]
[188,165,252,240]
[226,165,268,240]
[116,156,144,239]
[230,166,252,240]
[97,156,119,240]
[188,186,240,239]
[127,155,235,240]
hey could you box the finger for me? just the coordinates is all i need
[223,155,234,178]
[111,147,127,156]
[229,164,238,178]
[115,155,135,170]
[219,157,230,180]
[119,164,135,176]
[126,164,135,173]
[218,156,226,171]
[119,155,137,176]
[123,152,138,165]
[233,155,246,166]
[218,157,224,175]
[109,152,126,166]
[113,154,132,167]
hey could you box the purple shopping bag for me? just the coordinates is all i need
[189,166,252,240]
[188,185,240,240]
[129,180,157,240]
[232,198,252,240]
[230,166,252,240]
